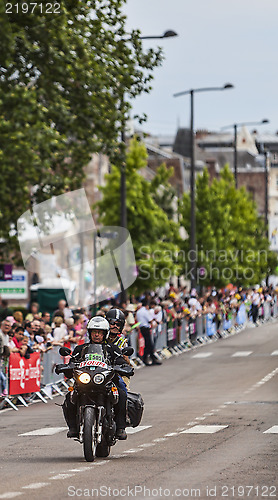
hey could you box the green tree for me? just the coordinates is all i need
[96,138,180,293]
[150,164,177,220]
[179,165,277,287]
[0,0,163,256]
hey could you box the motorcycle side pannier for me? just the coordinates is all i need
[126,392,144,427]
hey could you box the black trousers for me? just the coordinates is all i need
[63,385,127,431]
[140,326,155,363]
[252,304,259,323]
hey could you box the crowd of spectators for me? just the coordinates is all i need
[95,283,277,333]
[0,284,277,395]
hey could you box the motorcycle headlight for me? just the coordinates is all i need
[93,373,105,385]
[79,373,91,384]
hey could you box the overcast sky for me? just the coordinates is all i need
[123,0,278,137]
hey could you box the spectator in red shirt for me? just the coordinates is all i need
[8,326,28,357]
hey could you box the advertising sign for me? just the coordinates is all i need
[0,270,28,299]
[9,352,40,395]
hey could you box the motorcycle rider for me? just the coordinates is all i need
[60,316,131,440]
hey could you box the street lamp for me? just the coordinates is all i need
[173,83,234,289]
[120,29,178,302]
[139,30,178,40]
[221,119,269,188]
[263,148,270,238]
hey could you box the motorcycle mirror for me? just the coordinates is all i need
[122,347,134,357]
[59,347,72,357]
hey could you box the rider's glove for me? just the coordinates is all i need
[55,364,64,375]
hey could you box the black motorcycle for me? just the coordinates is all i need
[57,344,134,462]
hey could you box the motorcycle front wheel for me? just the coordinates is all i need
[83,406,97,462]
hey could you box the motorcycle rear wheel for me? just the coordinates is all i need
[83,407,97,462]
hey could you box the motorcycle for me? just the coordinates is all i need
[57,344,134,462]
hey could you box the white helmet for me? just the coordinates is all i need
[87,316,110,340]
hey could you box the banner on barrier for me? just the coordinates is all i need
[167,327,176,342]
[138,331,145,358]
[206,314,216,336]
[9,352,40,395]
[167,316,177,347]
[188,320,196,335]
[236,304,247,325]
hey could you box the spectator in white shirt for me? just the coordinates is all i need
[136,299,162,366]
[251,287,261,325]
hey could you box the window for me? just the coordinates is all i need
[273,153,278,165]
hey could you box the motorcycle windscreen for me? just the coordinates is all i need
[79,344,109,370]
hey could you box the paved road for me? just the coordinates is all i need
[0,321,277,500]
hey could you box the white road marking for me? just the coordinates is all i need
[68,468,91,472]
[271,351,278,356]
[264,426,278,434]
[232,351,253,357]
[203,413,214,417]
[181,425,228,434]
[126,425,152,434]
[195,417,206,421]
[191,352,213,359]
[125,449,142,454]
[153,437,168,443]
[19,427,67,436]
[50,474,75,480]
[22,483,49,490]
[243,367,278,395]
[164,432,178,437]
[138,442,156,448]
[0,494,23,499]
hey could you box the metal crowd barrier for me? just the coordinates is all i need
[271,300,276,317]
[179,319,188,344]
[0,347,69,411]
[154,323,167,351]
[263,301,271,321]
[41,346,69,398]
[128,329,138,357]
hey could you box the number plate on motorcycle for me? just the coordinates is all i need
[79,360,108,369]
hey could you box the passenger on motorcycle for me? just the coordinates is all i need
[61,316,130,440]
[106,308,131,391]
[106,308,127,348]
